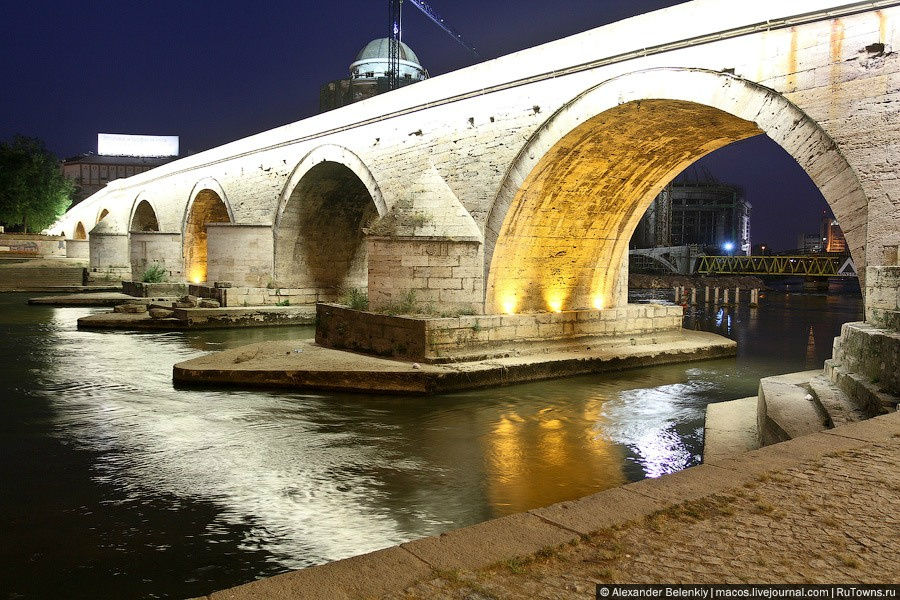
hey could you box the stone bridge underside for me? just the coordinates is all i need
[52,0,898,319]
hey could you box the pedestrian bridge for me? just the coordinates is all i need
[51,0,899,319]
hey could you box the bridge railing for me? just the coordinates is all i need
[696,255,856,277]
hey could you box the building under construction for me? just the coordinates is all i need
[632,166,751,254]
[319,38,429,112]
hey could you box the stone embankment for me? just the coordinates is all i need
[199,411,899,599]
[0,258,88,291]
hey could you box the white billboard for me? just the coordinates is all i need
[97,133,179,158]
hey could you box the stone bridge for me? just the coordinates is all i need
[51,0,899,322]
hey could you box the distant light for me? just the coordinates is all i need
[722,242,734,252]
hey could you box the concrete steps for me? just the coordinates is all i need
[807,374,867,427]
[756,369,873,446]
[757,374,828,446]
[826,360,900,416]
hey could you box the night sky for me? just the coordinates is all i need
[1,0,830,249]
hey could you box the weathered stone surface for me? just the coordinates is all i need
[112,303,147,314]
[149,308,175,319]
[197,299,221,308]
[316,302,683,362]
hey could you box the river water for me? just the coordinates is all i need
[0,289,862,599]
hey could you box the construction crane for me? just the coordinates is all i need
[388,0,479,90]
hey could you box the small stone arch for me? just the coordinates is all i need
[183,178,234,283]
[483,68,868,314]
[96,208,110,225]
[74,221,87,240]
[273,145,386,296]
[129,195,160,232]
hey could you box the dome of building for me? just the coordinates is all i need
[349,38,428,82]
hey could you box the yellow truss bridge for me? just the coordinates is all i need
[697,255,857,277]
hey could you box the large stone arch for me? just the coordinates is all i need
[484,68,868,314]
[273,145,386,298]
[183,178,234,283]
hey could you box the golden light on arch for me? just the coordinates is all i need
[498,286,519,315]
[485,99,762,315]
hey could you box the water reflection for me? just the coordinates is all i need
[0,290,864,599]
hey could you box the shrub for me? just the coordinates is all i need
[141,263,166,283]
[343,288,369,311]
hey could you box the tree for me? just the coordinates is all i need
[0,135,74,233]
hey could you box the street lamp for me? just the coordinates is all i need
[722,241,734,255]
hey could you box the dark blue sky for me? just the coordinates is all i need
[1,0,829,249]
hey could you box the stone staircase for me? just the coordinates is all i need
[757,370,875,446]
[755,263,900,447]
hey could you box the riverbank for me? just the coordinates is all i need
[629,273,766,290]
[201,410,899,598]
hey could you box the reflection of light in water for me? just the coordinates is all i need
[484,405,624,514]
[44,314,412,568]
[598,383,710,479]
[715,308,724,328]
[805,325,817,368]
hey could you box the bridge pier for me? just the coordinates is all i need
[88,220,130,281]
[129,231,182,282]
[206,224,274,288]
[366,166,484,315]
[65,238,89,260]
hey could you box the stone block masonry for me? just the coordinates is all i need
[316,302,682,362]
[206,224,273,288]
[129,232,182,282]
[367,237,483,314]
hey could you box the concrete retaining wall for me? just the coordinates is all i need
[0,234,66,257]
[316,303,683,362]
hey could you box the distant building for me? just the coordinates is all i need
[61,134,178,204]
[797,232,824,253]
[633,166,751,254]
[320,38,428,112]
[823,216,847,253]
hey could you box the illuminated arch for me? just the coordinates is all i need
[74,221,87,240]
[96,208,110,225]
[484,68,868,314]
[182,178,234,283]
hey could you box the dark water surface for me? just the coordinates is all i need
[0,290,862,599]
